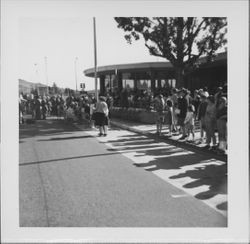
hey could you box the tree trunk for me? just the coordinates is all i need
[175,67,184,88]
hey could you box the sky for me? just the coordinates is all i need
[17,1,228,92]
[19,17,164,91]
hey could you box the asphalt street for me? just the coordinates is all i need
[19,119,227,227]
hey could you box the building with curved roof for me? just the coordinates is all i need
[84,52,227,95]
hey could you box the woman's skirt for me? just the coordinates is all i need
[165,111,173,125]
[94,112,108,126]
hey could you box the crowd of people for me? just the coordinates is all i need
[19,84,227,155]
[153,85,227,155]
[19,92,113,136]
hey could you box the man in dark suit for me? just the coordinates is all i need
[177,88,189,140]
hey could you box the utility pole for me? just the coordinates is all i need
[44,56,49,95]
[34,63,39,95]
[75,57,78,94]
[93,17,98,102]
[34,63,38,82]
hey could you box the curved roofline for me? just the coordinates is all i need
[84,52,227,77]
[84,62,173,77]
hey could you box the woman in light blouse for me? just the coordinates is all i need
[94,96,109,136]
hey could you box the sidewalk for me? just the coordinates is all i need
[110,118,227,161]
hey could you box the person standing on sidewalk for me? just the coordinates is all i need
[170,88,179,133]
[184,105,195,142]
[197,93,208,144]
[35,96,42,120]
[106,93,114,127]
[204,95,217,149]
[94,96,109,136]
[154,94,166,136]
[193,90,201,119]
[19,96,25,124]
[165,99,174,136]
[177,89,189,140]
[41,96,47,120]
[89,98,96,128]
[216,96,227,154]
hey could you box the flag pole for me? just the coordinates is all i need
[75,57,78,94]
[93,17,98,102]
[44,56,49,95]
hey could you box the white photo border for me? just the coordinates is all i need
[1,0,249,243]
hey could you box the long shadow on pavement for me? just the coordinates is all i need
[103,133,227,211]
[38,135,94,141]
[19,119,79,139]
[19,151,123,166]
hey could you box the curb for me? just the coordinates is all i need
[110,120,227,162]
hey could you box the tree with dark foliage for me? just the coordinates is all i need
[114,17,227,87]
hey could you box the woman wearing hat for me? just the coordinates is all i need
[94,96,109,136]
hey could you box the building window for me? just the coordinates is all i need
[122,73,135,89]
[123,79,134,89]
[104,75,110,90]
[171,79,176,88]
[161,80,167,87]
[137,80,151,90]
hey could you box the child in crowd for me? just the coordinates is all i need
[165,99,174,136]
[184,105,195,142]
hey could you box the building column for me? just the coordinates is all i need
[150,71,156,94]
[100,75,105,95]
[133,80,137,90]
[133,73,137,90]
[109,74,113,93]
[117,72,123,92]
[157,79,162,88]
[151,80,155,92]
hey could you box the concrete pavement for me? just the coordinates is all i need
[76,121,227,217]
[19,119,227,227]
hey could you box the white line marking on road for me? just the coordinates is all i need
[171,194,189,198]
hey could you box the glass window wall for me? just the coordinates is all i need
[137,80,151,90]
[122,73,134,89]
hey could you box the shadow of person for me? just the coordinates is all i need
[216,201,228,210]
[170,164,227,200]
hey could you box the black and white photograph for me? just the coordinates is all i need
[1,0,249,243]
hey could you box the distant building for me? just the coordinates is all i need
[37,84,48,96]
[19,79,48,96]
[19,79,36,94]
